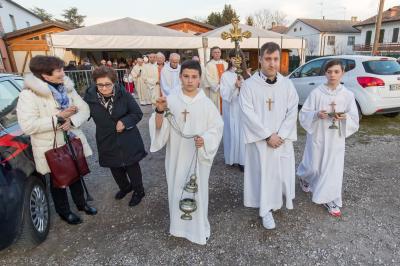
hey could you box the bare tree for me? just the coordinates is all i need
[307,38,318,56]
[193,16,207,23]
[334,43,344,55]
[252,9,270,29]
[251,9,288,29]
[271,10,288,26]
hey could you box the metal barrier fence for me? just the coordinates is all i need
[64,68,128,95]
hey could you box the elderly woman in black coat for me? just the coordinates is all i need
[84,66,147,206]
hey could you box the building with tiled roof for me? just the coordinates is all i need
[286,17,360,56]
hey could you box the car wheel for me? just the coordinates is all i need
[16,176,50,249]
[356,102,363,120]
[383,112,399,118]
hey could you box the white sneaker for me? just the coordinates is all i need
[262,211,276,229]
[323,201,341,217]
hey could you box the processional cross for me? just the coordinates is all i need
[221,17,252,77]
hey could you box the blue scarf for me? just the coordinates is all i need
[47,83,75,137]
[48,83,69,110]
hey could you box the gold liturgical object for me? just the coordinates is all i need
[221,17,252,77]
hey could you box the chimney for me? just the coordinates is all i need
[351,16,358,22]
[272,22,276,28]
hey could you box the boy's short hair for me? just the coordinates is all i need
[324,59,345,72]
[180,60,202,77]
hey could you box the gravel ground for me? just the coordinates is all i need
[0,105,399,266]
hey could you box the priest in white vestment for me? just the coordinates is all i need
[149,60,223,245]
[204,47,228,112]
[131,58,151,105]
[144,54,161,104]
[239,42,299,230]
[160,53,181,96]
[297,60,359,217]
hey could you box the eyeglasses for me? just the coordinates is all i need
[96,83,113,89]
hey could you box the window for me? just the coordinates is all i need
[365,30,372,45]
[28,36,40,40]
[290,68,302,78]
[26,21,30,27]
[294,28,297,32]
[347,36,355,46]
[379,29,385,43]
[300,59,326,77]
[300,27,302,31]
[392,28,399,42]
[0,81,19,128]
[363,60,400,75]
[9,14,17,31]
[327,36,335,46]
[343,59,356,72]
[322,59,356,74]
[13,79,24,88]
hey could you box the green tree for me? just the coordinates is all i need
[206,4,239,27]
[246,16,254,26]
[206,12,223,27]
[61,7,86,27]
[221,4,238,25]
[30,7,53,21]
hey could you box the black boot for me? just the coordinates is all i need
[78,204,98,215]
[129,190,145,207]
[115,185,133,200]
[59,212,82,225]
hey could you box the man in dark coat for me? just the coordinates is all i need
[84,66,147,206]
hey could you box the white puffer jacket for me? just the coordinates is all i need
[16,74,93,175]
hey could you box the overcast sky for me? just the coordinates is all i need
[17,0,400,26]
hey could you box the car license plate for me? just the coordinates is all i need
[390,84,400,91]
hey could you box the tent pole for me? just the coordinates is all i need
[258,36,260,71]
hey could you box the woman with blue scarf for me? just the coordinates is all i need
[17,56,97,225]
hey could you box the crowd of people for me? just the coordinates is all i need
[16,41,359,246]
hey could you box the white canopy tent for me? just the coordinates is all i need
[49,17,203,61]
[199,24,306,64]
[49,18,306,66]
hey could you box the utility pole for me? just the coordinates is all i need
[372,0,385,55]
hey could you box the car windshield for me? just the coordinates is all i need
[13,79,24,88]
[0,81,19,129]
[363,60,400,75]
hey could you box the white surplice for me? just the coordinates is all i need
[160,62,181,96]
[297,84,359,207]
[131,64,151,105]
[220,69,245,165]
[239,72,299,217]
[149,89,223,245]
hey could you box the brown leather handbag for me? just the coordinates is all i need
[44,119,90,188]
